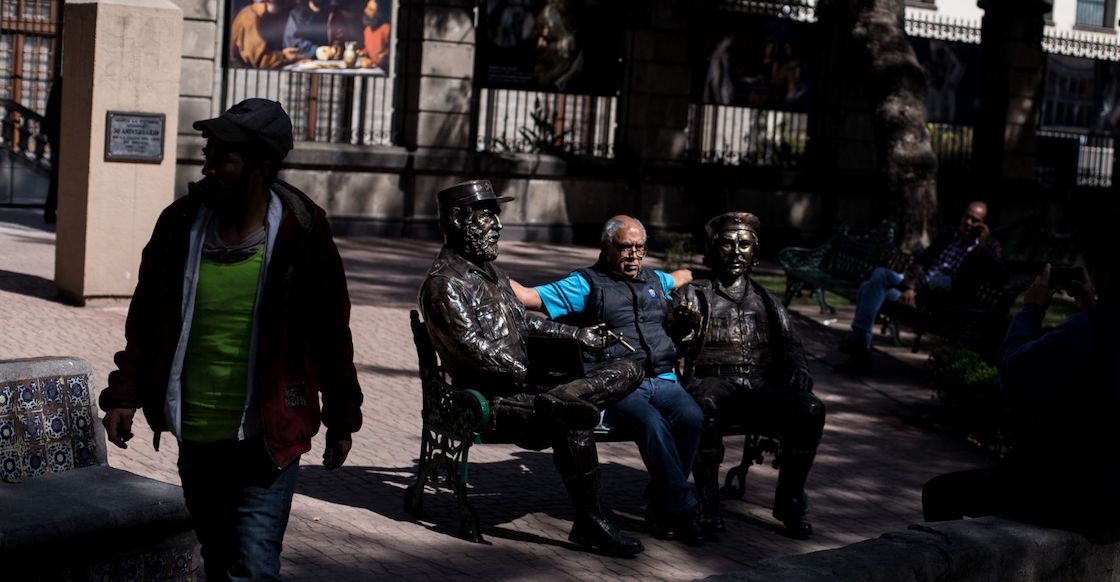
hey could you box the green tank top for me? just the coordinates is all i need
[181,246,264,442]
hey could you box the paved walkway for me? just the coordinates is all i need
[0,208,991,581]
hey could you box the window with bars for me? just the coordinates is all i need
[1076,0,1113,28]
[0,0,60,113]
[475,89,618,158]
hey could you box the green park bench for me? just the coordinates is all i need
[403,310,777,543]
[0,357,198,580]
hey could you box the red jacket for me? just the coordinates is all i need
[99,179,363,467]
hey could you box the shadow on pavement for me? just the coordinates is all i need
[296,449,658,548]
[0,268,58,301]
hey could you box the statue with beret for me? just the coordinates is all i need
[673,211,825,539]
[418,180,645,556]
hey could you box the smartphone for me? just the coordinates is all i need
[1048,266,1084,291]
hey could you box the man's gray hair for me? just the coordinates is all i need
[601,216,646,243]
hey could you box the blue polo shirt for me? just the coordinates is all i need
[535,270,679,381]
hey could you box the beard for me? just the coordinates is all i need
[461,224,499,262]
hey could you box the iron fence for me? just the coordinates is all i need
[1043,26,1120,61]
[928,122,973,171]
[224,68,395,146]
[904,10,981,44]
[0,98,49,204]
[1036,128,1114,188]
[716,0,817,22]
[475,89,618,158]
[687,103,808,167]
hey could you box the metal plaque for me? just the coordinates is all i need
[105,112,165,163]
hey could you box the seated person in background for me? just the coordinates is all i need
[922,235,1120,532]
[837,201,1002,373]
[673,212,824,539]
[516,216,706,546]
[419,181,645,556]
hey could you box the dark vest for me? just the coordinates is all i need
[566,266,678,377]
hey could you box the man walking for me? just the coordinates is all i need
[100,99,364,580]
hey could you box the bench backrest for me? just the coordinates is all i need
[822,220,909,278]
[0,357,107,483]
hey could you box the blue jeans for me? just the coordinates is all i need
[852,267,952,348]
[179,438,299,581]
[605,377,704,516]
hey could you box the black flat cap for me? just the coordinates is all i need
[437,180,514,213]
[193,98,294,159]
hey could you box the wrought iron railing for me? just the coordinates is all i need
[928,122,973,171]
[224,68,396,146]
[475,89,618,158]
[1036,128,1114,188]
[1043,27,1120,61]
[905,11,981,44]
[687,104,808,167]
[0,98,48,165]
[716,0,817,22]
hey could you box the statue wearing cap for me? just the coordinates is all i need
[672,211,825,539]
[418,180,645,557]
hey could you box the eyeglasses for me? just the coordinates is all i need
[611,242,647,257]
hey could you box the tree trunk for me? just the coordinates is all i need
[845,0,938,252]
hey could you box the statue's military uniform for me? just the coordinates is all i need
[675,277,825,533]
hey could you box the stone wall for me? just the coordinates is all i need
[705,517,1120,582]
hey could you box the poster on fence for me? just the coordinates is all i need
[909,38,982,125]
[691,12,818,112]
[476,0,624,95]
[1042,54,1120,130]
[226,0,392,74]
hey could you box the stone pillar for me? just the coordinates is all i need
[397,0,475,151]
[617,0,691,232]
[55,0,183,305]
[975,0,1050,187]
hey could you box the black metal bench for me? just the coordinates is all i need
[403,310,778,543]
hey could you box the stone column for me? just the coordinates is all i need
[396,0,475,151]
[617,1,691,233]
[54,0,183,305]
[975,0,1050,186]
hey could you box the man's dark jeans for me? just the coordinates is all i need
[605,377,703,516]
[179,437,299,581]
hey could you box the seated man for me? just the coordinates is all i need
[673,212,825,539]
[837,201,1002,372]
[517,216,706,546]
[922,237,1120,532]
[418,181,644,556]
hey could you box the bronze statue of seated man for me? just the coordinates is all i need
[673,211,826,539]
[418,180,645,556]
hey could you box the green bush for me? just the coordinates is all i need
[656,232,695,272]
[927,343,1011,458]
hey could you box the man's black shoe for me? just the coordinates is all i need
[569,514,644,556]
[781,515,813,540]
[671,506,706,547]
[645,506,676,540]
[833,349,871,374]
[700,514,725,537]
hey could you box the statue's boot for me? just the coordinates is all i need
[694,445,726,535]
[535,359,644,429]
[554,429,644,556]
[772,449,815,539]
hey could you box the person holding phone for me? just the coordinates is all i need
[922,234,1120,531]
[837,201,1002,372]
